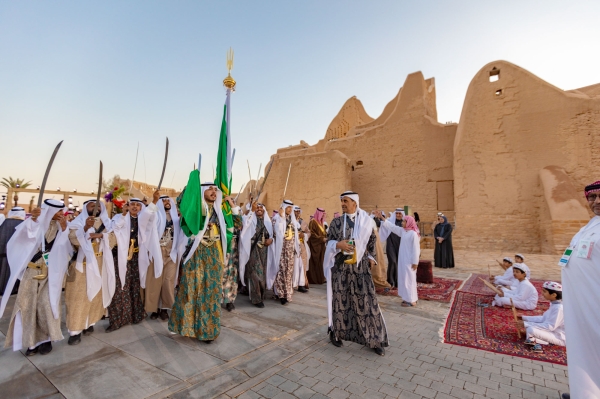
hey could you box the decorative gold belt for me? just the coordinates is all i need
[201,236,220,247]
[28,262,48,280]
[127,239,139,261]
[285,227,293,241]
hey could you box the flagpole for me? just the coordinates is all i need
[217,47,236,251]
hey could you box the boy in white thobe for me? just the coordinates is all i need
[491,257,516,287]
[492,263,538,310]
[518,281,565,353]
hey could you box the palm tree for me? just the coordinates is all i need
[1,177,32,190]
[1,177,32,207]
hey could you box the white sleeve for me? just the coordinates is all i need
[381,218,406,237]
[138,203,157,241]
[409,232,420,265]
[495,276,515,286]
[25,217,41,239]
[524,305,563,331]
[522,315,544,323]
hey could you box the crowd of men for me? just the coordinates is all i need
[0,180,599,398]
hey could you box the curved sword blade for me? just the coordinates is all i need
[282,163,292,199]
[157,137,169,190]
[256,159,274,200]
[37,141,64,208]
[93,161,103,217]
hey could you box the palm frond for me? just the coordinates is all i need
[1,176,32,189]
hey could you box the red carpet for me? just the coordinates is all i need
[376,277,462,303]
[444,291,567,365]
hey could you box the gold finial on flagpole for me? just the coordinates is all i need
[223,47,236,90]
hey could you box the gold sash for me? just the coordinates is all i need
[284,224,294,241]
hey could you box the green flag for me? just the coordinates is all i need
[179,169,205,237]
[215,90,234,251]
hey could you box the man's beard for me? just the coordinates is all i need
[164,205,171,210]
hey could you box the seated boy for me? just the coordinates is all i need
[518,281,565,353]
[491,257,516,287]
[492,263,538,310]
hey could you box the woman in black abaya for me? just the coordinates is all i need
[434,215,454,268]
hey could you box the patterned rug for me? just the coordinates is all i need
[443,291,567,365]
[460,273,552,303]
[376,277,462,303]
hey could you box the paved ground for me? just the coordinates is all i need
[0,250,568,399]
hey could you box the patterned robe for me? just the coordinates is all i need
[274,216,296,301]
[327,216,388,349]
[297,218,309,288]
[244,217,270,304]
[169,208,223,340]
[222,215,243,304]
[107,217,145,329]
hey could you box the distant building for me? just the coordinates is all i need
[240,61,600,254]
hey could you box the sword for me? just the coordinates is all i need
[282,163,292,200]
[157,137,169,190]
[234,183,245,203]
[247,160,253,198]
[254,163,262,194]
[92,161,103,217]
[255,159,273,200]
[37,141,64,208]
[129,141,139,199]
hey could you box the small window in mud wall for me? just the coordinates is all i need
[355,161,364,169]
[489,68,500,82]
[436,181,454,211]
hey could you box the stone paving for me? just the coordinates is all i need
[0,250,568,399]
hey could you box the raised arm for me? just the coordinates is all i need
[523,305,563,331]
[380,218,406,237]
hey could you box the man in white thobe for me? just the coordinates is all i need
[377,212,421,307]
[560,180,600,399]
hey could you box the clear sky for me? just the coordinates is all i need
[1,0,599,204]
